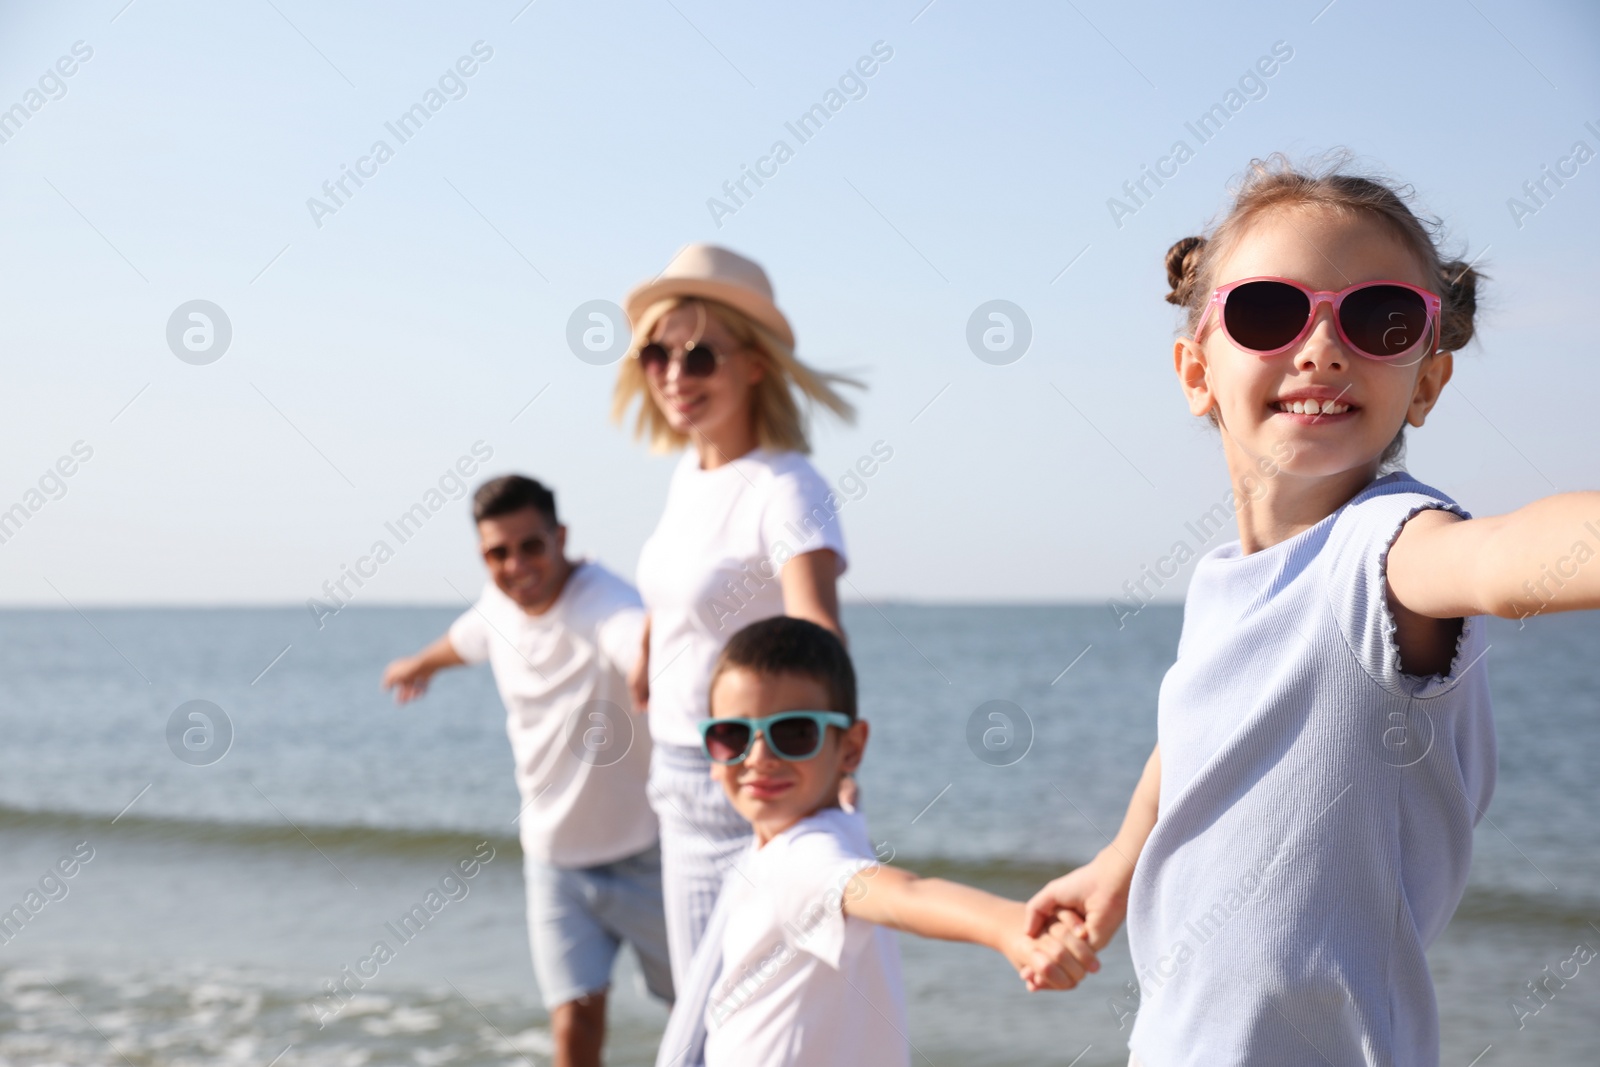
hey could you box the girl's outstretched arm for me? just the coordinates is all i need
[1023,743,1160,950]
[1387,493,1600,621]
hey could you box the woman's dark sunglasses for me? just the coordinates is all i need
[635,341,727,379]
[697,711,853,764]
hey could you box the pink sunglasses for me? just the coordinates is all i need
[1194,277,1442,361]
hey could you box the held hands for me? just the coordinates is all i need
[1002,916,1100,992]
[1023,847,1135,952]
[381,656,436,704]
[1004,846,1138,992]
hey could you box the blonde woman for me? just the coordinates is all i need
[615,244,858,991]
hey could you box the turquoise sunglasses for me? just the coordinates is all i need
[697,711,853,764]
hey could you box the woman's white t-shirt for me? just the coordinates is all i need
[636,448,847,749]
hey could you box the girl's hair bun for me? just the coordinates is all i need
[1437,259,1483,352]
[1165,235,1207,308]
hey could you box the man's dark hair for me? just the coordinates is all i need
[711,616,857,720]
[472,474,559,526]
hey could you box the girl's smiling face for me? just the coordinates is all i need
[1176,206,1454,483]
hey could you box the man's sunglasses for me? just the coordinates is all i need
[697,711,853,765]
[634,341,729,379]
[1195,277,1441,362]
[482,535,552,564]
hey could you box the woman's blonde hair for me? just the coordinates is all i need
[611,296,859,454]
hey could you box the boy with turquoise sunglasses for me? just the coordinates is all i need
[657,616,1098,1067]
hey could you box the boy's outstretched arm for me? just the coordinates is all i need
[1024,743,1160,950]
[381,634,465,704]
[1388,492,1600,621]
[842,865,1100,991]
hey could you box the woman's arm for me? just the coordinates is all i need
[779,549,843,637]
[627,612,651,712]
[1387,493,1600,621]
[381,634,466,704]
[1023,743,1160,949]
[844,865,1100,990]
[780,548,855,804]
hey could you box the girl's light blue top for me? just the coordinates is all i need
[1127,472,1496,1066]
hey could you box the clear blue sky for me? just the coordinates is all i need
[1,0,1596,608]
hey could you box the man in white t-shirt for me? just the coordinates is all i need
[654,616,1100,1067]
[382,474,672,1067]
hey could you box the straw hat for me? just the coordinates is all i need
[624,243,795,349]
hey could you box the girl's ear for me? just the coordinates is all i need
[1406,351,1454,427]
[1174,336,1214,417]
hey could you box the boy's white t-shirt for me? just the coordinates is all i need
[636,448,847,750]
[703,808,907,1067]
[448,560,658,869]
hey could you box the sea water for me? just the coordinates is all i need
[0,605,1595,1065]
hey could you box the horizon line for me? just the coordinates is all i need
[0,596,1183,611]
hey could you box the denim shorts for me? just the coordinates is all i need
[523,842,674,1010]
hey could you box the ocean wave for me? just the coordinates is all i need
[2,803,1591,928]
[0,960,665,1067]
[0,802,520,859]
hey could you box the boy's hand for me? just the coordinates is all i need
[382,656,436,704]
[1024,847,1134,951]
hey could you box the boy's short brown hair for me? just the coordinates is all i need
[710,616,857,720]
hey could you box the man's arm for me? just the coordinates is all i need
[381,634,466,704]
[843,865,1100,991]
[1024,743,1160,949]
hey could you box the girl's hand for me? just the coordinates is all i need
[1024,846,1136,951]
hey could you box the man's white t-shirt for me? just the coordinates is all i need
[636,448,847,749]
[448,560,657,869]
[703,808,907,1067]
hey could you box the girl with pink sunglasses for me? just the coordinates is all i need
[1025,154,1600,1066]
